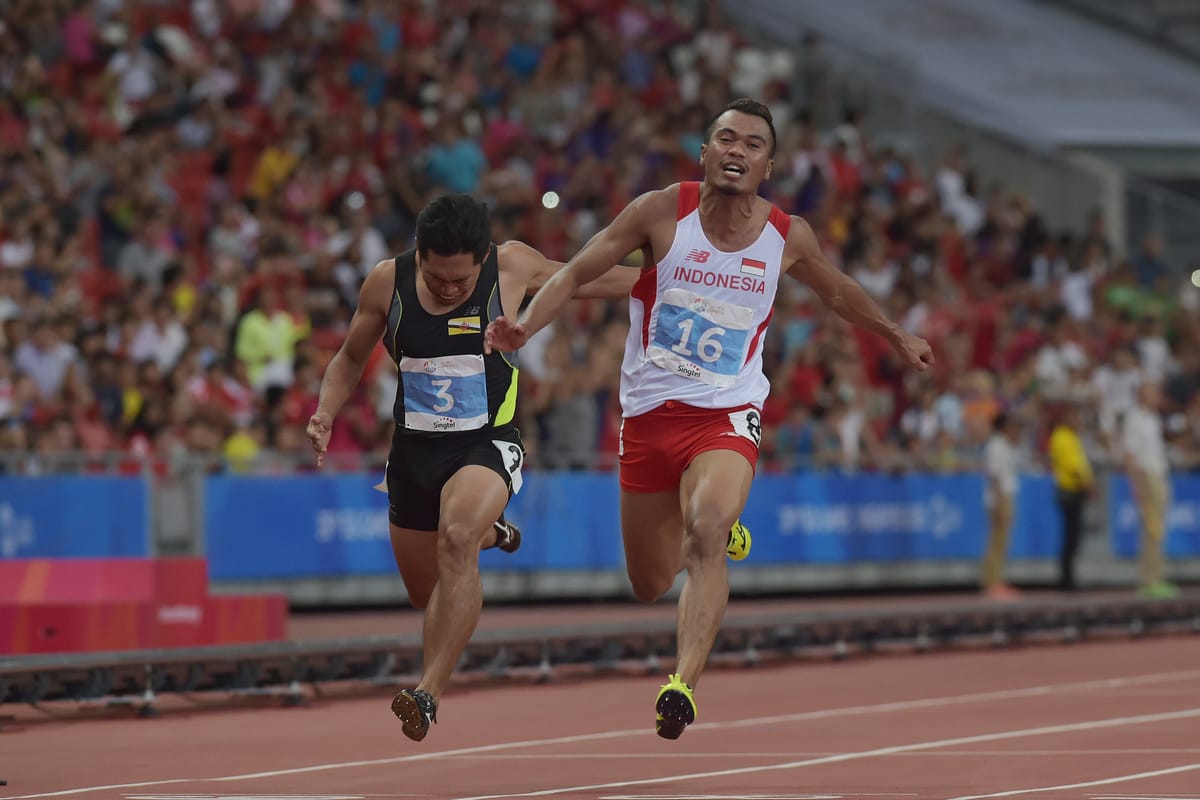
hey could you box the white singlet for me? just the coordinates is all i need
[619,181,790,418]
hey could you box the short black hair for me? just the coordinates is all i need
[415,194,491,262]
[993,412,1008,432]
[705,98,777,157]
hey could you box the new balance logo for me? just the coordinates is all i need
[685,249,711,263]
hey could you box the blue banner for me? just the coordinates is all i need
[497,471,623,571]
[739,472,1060,563]
[0,476,148,559]
[1012,475,1063,559]
[1109,474,1200,557]
[205,471,627,580]
[205,471,1062,580]
[206,474,394,580]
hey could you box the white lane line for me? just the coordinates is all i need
[600,795,844,800]
[448,708,1200,800]
[8,669,1200,799]
[945,763,1200,799]
[123,795,368,800]
[7,783,198,800]
[439,748,1200,760]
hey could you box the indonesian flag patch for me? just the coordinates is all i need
[740,257,766,277]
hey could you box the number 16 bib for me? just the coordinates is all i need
[647,287,753,387]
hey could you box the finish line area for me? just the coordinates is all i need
[3,593,1200,799]
[3,591,1199,709]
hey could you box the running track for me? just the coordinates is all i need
[4,636,1200,800]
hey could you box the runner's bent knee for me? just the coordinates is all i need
[682,498,737,566]
[629,570,675,603]
[437,520,480,570]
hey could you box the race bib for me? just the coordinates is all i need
[647,288,754,387]
[728,407,763,447]
[400,354,489,432]
[493,439,525,494]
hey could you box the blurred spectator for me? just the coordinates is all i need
[234,284,310,391]
[772,404,824,471]
[15,318,78,400]
[1134,232,1169,289]
[981,413,1022,599]
[0,0,1192,486]
[1093,345,1143,442]
[1034,309,1089,398]
[1121,382,1178,598]
[424,115,487,194]
[1137,315,1171,383]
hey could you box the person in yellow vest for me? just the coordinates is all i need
[1047,404,1094,591]
[1121,382,1178,598]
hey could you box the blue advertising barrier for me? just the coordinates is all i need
[1109,474,1200,558]
[740,472,1060,564]
[0,476,148,559]
[205,471,625,580]
[205,471,1062,580]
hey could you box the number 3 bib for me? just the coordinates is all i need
[399,354,489,432]
[647,287,753,387]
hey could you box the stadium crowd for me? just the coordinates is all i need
[1,0,1199,477]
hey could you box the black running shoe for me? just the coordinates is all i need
[391,688,438,742]
[492,516,521,554]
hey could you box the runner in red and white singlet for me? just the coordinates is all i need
[486,99,934,740]
[617,179,788,492]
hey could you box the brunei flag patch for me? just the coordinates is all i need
[448,316,482,336]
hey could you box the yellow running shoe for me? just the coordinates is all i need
[727,519,751,561]
[655,673,697,740]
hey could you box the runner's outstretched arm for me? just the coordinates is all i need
[784,216,933,371]
[524,258,641,299]
[499,241,639,303]
[486,189,669,352]
[307,260,392,466]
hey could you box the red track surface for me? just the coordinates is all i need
[4,634,1200,800]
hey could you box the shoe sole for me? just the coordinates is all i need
[391,691,430,742]
[655,688,695,740]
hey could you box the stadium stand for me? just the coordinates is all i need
[2,0,1198,479]
[0,0,1198,615]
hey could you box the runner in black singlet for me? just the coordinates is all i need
[307,194,636,741]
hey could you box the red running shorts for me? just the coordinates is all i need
[618,400,762,493]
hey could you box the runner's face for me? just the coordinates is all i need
[417,252,481,306]
[700,111,774,196]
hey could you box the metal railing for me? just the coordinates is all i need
[5,592,1199,707]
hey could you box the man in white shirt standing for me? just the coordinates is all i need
[1121,382,1178,598]
[982,412,1022,599]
